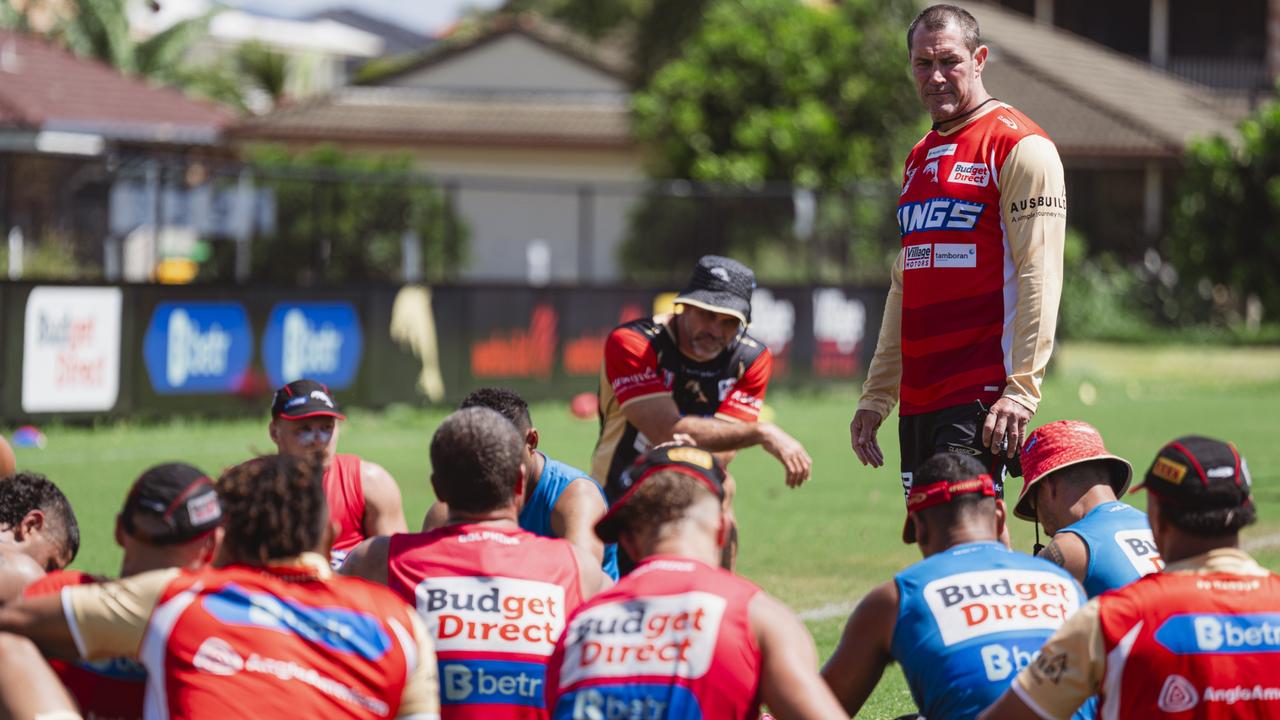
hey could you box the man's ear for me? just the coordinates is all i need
[714,509,729,549]
[114,515,126,548]
[912,513,928,548]
[429,473,445,504]
[973,44,988,74]
[526,428,539,452]
[995,498,1008,539]
[15,509,45,542]
[268,419,280,444]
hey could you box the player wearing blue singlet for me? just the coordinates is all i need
[423,388,618,579]
[822,453,1091,720]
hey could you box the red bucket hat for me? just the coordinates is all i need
[1014,420,1133,521]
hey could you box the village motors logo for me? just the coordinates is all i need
[144,303,253,394]
[261,302,363,390]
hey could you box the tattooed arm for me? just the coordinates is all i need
[1037,532,1088,587]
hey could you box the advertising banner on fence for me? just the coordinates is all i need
[143,302,254,394]
[812,288,866,378]
[261,302,363,390]
[21,286,123,413]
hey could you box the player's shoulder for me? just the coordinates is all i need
[733,332,772,367]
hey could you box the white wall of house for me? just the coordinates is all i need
[383,33,627,94]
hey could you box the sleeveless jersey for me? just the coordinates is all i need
[896,104,1057,415]
[546,555,763,720]
[325,454,367,568]
[25,570,145,720]
[138,564,418,719]
[892,541,1088,719]
[593,316,771,497]
[1096,566,1280,718]
[387,523,586,720]
[519,453,619,580]
[1058,501,1163,597]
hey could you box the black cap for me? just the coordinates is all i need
[120,463,222,546]
[1132,436,1252,509]
[271,379,345,421]
[673,255,756,325]
[595,446,727,543]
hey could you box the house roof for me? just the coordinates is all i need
[0,30,232,146]
[231,87,633,149]
[307,8,435,57]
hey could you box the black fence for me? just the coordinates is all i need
[0,281,885,423]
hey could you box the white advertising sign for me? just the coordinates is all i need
[22,287,123,412]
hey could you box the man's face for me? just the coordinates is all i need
[676,305,741,361]
[271,416,340,465]
[909,22,987,124]
[3,515,73,572]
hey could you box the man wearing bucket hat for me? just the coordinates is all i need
[592,255,812,571]
[547,445,845,720]
[822,452,1089,720]
[981,435,1280,720]
[1015,420,1162,596]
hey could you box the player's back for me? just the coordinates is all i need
[1058,501,1162,596]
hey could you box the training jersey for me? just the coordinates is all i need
[1011,548,1280,719]
[592,315,771,497]
[892,541,1089,720]
[519,452,619,580]
[858,102,1066,418]
[326,454,368,568]
[1057,501,1163,597]
[546,555,763,720]
[24,570,145,720]
[387,523,586,720]
[61,553,438,720]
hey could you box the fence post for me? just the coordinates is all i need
[577,184,594,282]
[6,226,21,280]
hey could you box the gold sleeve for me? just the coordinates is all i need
[396,611,440,719]
[63,569,178,660]
[1011,599,1105,720]
[856,249,905,420]
[999,134,1066,414]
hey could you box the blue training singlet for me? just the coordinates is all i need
[519,452,620,580]
[892,541,1090,720]
[1056,500,1162,598]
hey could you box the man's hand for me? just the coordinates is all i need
[850,409,885,468]
[983,397,1033,458]
[758,423,812,488]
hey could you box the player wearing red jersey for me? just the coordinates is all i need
[270,379,407,568]
[851,5,1065,511]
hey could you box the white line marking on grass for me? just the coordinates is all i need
[798,600,859,622]
[1244,532,1280,552]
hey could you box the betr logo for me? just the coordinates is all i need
[980,643,1038,681]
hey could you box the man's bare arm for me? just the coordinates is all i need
[569,544,611,599]
[360,461,408,537]
[551,478,608,565]
[750,592,848,719]
[821,580,899,716]
[1038,532,1089,587]
[421,501,449,532]
[0,632,80,719]
[0,594,78,660]
[338,536,391,586]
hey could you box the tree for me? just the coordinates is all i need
[1168,96,1280,324]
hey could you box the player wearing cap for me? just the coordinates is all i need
[547,445,845,720]
[593,255,811,571]
[0,454,440,720]
[822,452,1089,720]
[343,407,607,719]
[270,379,408,568]
[1014,420,1162,596]
[421,388,619,580]
[0,471,80,602]
[981,436,1280,720]
[20,462,223,720]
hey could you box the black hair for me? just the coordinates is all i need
[615,469,718,538]
[907,4,981,53]
[431,407,524,513]
[1156,496,1257,537]
[914,452,995,530]
[217,454,327,564]
[0,472,79,562]
[460,387,533,433]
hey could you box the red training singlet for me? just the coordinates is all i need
[546,555,763,719]
[896,105,1055,415]
[25,570,144,720]
[1096,569,1280,718]
[326,454,367,565]
[387,523,586,720]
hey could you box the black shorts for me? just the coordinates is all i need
[898,400,1022,498]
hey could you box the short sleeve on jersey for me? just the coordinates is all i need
[63,568,179,661]
[715,349,772,422]
[604,326,670,406]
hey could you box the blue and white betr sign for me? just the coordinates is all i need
[262,302,363,390]
[143,302,253,394]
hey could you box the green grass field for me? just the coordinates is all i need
[10,343,1280,718]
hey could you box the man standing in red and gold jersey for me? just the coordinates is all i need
[851,4,1065,505]
[270,379,407,568]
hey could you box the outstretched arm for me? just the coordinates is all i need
[821,580,899,716]
[338,536,391,586]
[361,461,408,537]
[551,478,609,566]
[751,592,848,719]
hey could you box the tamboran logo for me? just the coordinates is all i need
[262,303,363,390]
[934,244,977,268]
[948,162,990,187]
[897,199,985,237]
[416,576,566,656]
[1113,529,1163,575]
[923,570,1080,646]
[144,303,252,394]
[1154,613,1280,655]
[905,244,933,270]
[1159,675,1200,712]
[441,659,545,708]
[558,591,727,687]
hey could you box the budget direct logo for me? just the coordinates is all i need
[923,570,1081,646]
[1155,613,1280,655]
[144,303,253,394]
[558,591,727,688]
[415,576,566,656]
[441,659,545,708]
[262,302,362,390]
